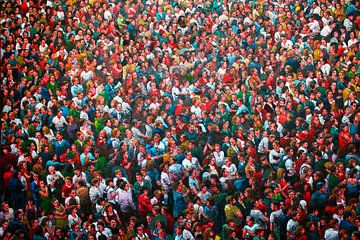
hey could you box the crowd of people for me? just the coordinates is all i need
[0,0,360,239]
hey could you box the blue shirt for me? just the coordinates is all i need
[54,139,70,156]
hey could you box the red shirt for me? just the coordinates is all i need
[20,2,29,14]
[3,171,12,187]
[339,131,352,150]
[138,193,152,214]
[302,191,311,206]
[279,136,290,148]
[278,113,288,126]
[164,212,174,232]
[222,73,234,84]
[61,183,74,198]
[266,76,275,89]
[149,88,160,97]
[324,205,337,217]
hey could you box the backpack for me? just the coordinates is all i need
[280,155,290,169]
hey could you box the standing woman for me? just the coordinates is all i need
[103,204,121,226]
[66,115,79,142]
[25,199,38,222]
[338,124,353,156]
[18,161,31,185]
[172,183,191,218]
[29,173,41,211]
[96,130,108,155]
[52,199,67,229]
[68,206,82,229]
[277,168,289,198]
[38,180,52,215]
[138,187,152,223]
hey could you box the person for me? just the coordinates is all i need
[135,224,150,240]
[310,182,328,213]
[103,204,121,226]
[52,199,67,229]
[243,216,260,239]
[340,168,360,199]
[287,211,301,239]
[173,183,191,218]
[65,189,81,210]
[25,199,37,222]
[95,221,112,239]
[138,187,152,222]
[68,206,82,229]
[224,196,243,227]
[268,141,285,169]
[116,181,136,221]
[0,202,14,222]
[269,201,283,239]
[38,180,52,215]
[182,221,195,240]
[339,211,357,236]
[46,166,64,200]
[9,171,26,211]
[324,219,339,240]
[88,178,102,207]
[160,164,173,205]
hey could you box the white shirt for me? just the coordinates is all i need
[68,214,81,229]
[65,196,80,207]
[182,229,195,240]
[72,172,88,186]
[348,38,358,48]
[79,111,89,121]
[95,227,112,239]
[182,157,199,171]
[321,63,331,75]
[312,6,321,15]
[324,228,338,240]
[258,137,269,153]
[160,171,171,192]
[320,25,332,37]
[308,20,320,34]
[89,186,102,204]
[281,39,293,50]
[284,156,294,171]
[52,115,68,130]
[80,70,93,82]
[269,148,285,165]
[222,163,237,176]
[343,18,353,32]
[321,16,333,26]
[190,105,202,118]
[286,219,299,235]
[213,151,225,167]
[104,10,112,21]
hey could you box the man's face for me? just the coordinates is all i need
[110,220,117,227]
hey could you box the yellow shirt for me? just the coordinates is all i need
[224,204,240,221]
